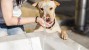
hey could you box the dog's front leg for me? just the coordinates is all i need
[59,26,68,40]
[60,31,68,40]
[55,21,68,40]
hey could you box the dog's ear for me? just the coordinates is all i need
[54,1,60,7]
[32,2,38,7]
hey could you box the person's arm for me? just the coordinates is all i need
[1,0,44,26]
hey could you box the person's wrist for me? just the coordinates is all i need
[35,16,41,23]
[37,17,41,23]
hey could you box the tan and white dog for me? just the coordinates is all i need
[32,0,68,40]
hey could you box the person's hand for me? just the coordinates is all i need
[36,17,53,28]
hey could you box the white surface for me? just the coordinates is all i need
[0,32,88,50]
[0,37,42,50]
[31,37,42,50]
[0,39,31,50]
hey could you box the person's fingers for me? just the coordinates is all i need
[38,19,45,27]
[39,21,52,27]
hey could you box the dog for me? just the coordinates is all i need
[32,0,68,40]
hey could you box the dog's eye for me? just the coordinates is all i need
[40,8,44,11]
[50,7,53,10]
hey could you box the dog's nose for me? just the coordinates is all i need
[46,14,50,17]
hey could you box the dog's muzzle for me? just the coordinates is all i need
[42,14,55,29]
[46,14,51,22]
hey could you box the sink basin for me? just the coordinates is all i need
[0,32,88,50]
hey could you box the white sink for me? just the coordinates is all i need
[0,32,88,50]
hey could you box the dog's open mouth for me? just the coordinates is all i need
[46,17,51,23]
[46,18,55,29]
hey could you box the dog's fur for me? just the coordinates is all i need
[32,0,68,40]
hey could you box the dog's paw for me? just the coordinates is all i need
[60,31,68,40]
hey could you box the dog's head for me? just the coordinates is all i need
[32,0,60,23]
